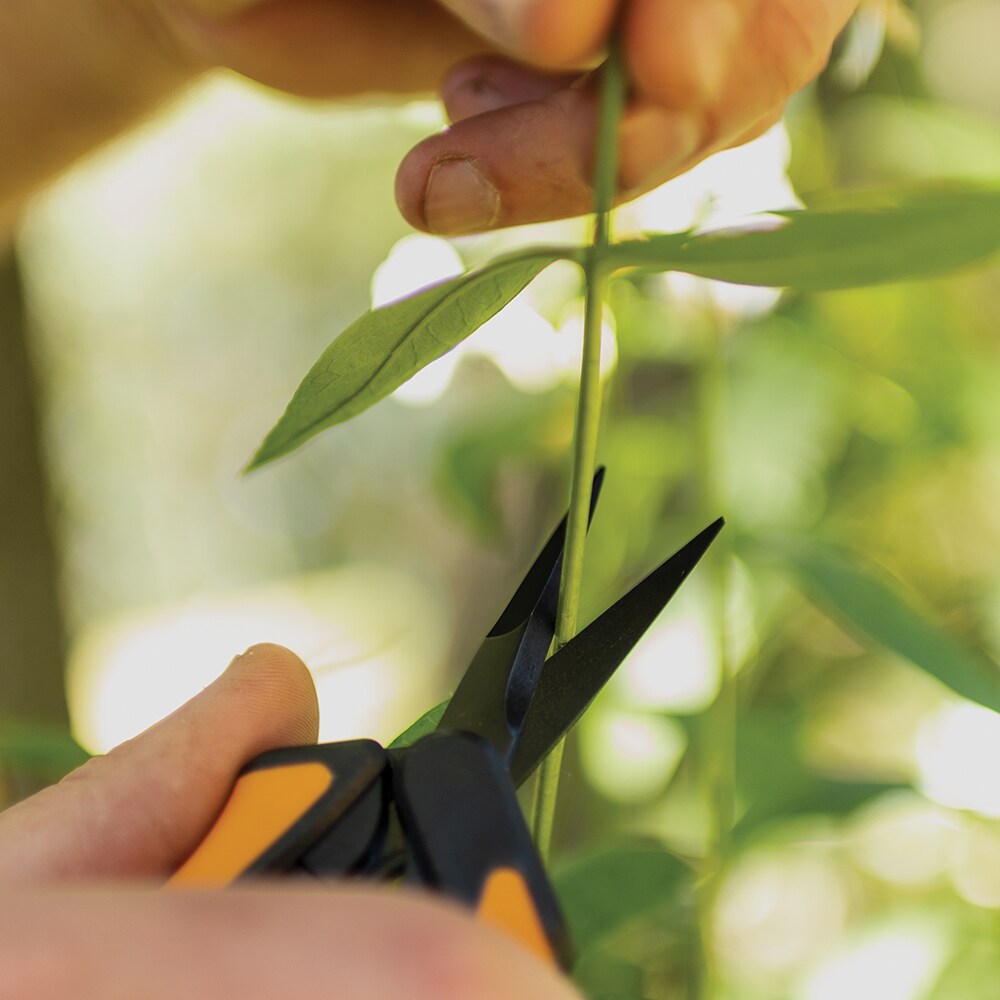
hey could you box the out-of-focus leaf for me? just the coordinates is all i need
[668,708,898,842]
[833,98,1000,185]
[732,711,900,842]
[387,699,449,749]
[585,995,652,1000]
[928,929,1000,1000]
[553,847,691,951]
[0,721,90,781]
[782,540,1000,713]
[573,948,646,1000]
[249,248,574,467]
[436,391,572,539]
[610,187,1000,290]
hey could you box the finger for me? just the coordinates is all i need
[727,104,787,151]
[397,87,589,234]
[625,0,860,145]
[175,0,495,98]
[396,84,704,233]
[396,0,858,231]
[441,56,577,123]
[0,643,318,885]
[618,98,785,195]
[2,886,583,1000]
[435,0,618,68]
[620,0,859,188]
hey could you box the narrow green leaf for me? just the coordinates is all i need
[387,699,449,750]
[249,248,574,468]
[782,540,1000,713]
[667,710,898,841]
[833,97,1000,185]
[610,186,1000,290]
[553,847,691,951]
[0,720,90,781]
[730,711,900,841]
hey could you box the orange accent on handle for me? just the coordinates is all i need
[475,867,557,967]
[168,761,333,887]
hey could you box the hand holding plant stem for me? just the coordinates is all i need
[1,0,864,231]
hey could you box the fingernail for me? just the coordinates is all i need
[680,0,743,101]
[619,109,704,193]
[424,159,500,235]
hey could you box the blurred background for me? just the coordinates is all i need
[2,0,1000,997]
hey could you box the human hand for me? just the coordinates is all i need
[397,0,863,232]
[156,0,860,233]
[0,644,579,998]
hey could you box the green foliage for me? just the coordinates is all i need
[571,950,648,1000]
[387,699,449,749]
[831,97,1000,184]
[248,248,572,468]
[435,390,573,540]
[251,186,1000,469]
[782,538,1000,713]
[0,721,89,782]
[553,846,691,952]
[732,709,901,841]
[611,187,1000,289]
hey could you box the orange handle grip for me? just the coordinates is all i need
[475,867,559,968]
[168,761,333,887]
[168,739,387,888]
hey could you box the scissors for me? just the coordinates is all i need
[170,473,722,971]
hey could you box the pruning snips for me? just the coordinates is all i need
[170,472,723,971]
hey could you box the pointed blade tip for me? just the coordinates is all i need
[681,516,725,561]
[656,516,724,583]
[507,514,724,785]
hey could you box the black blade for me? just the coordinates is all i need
[439,469,605,756]
[509,518,724,786]
[503,468,605,748]
[438,626,525,753]
[487,467,605,637]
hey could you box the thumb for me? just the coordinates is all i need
[2,886,583,1000]
[0,643,318,885]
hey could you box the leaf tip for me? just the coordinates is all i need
[242,435,283,475]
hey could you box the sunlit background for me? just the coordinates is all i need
[4,0,1000,997]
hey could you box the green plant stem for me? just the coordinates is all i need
[694,309,734,1000]
[531,36,627,861]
